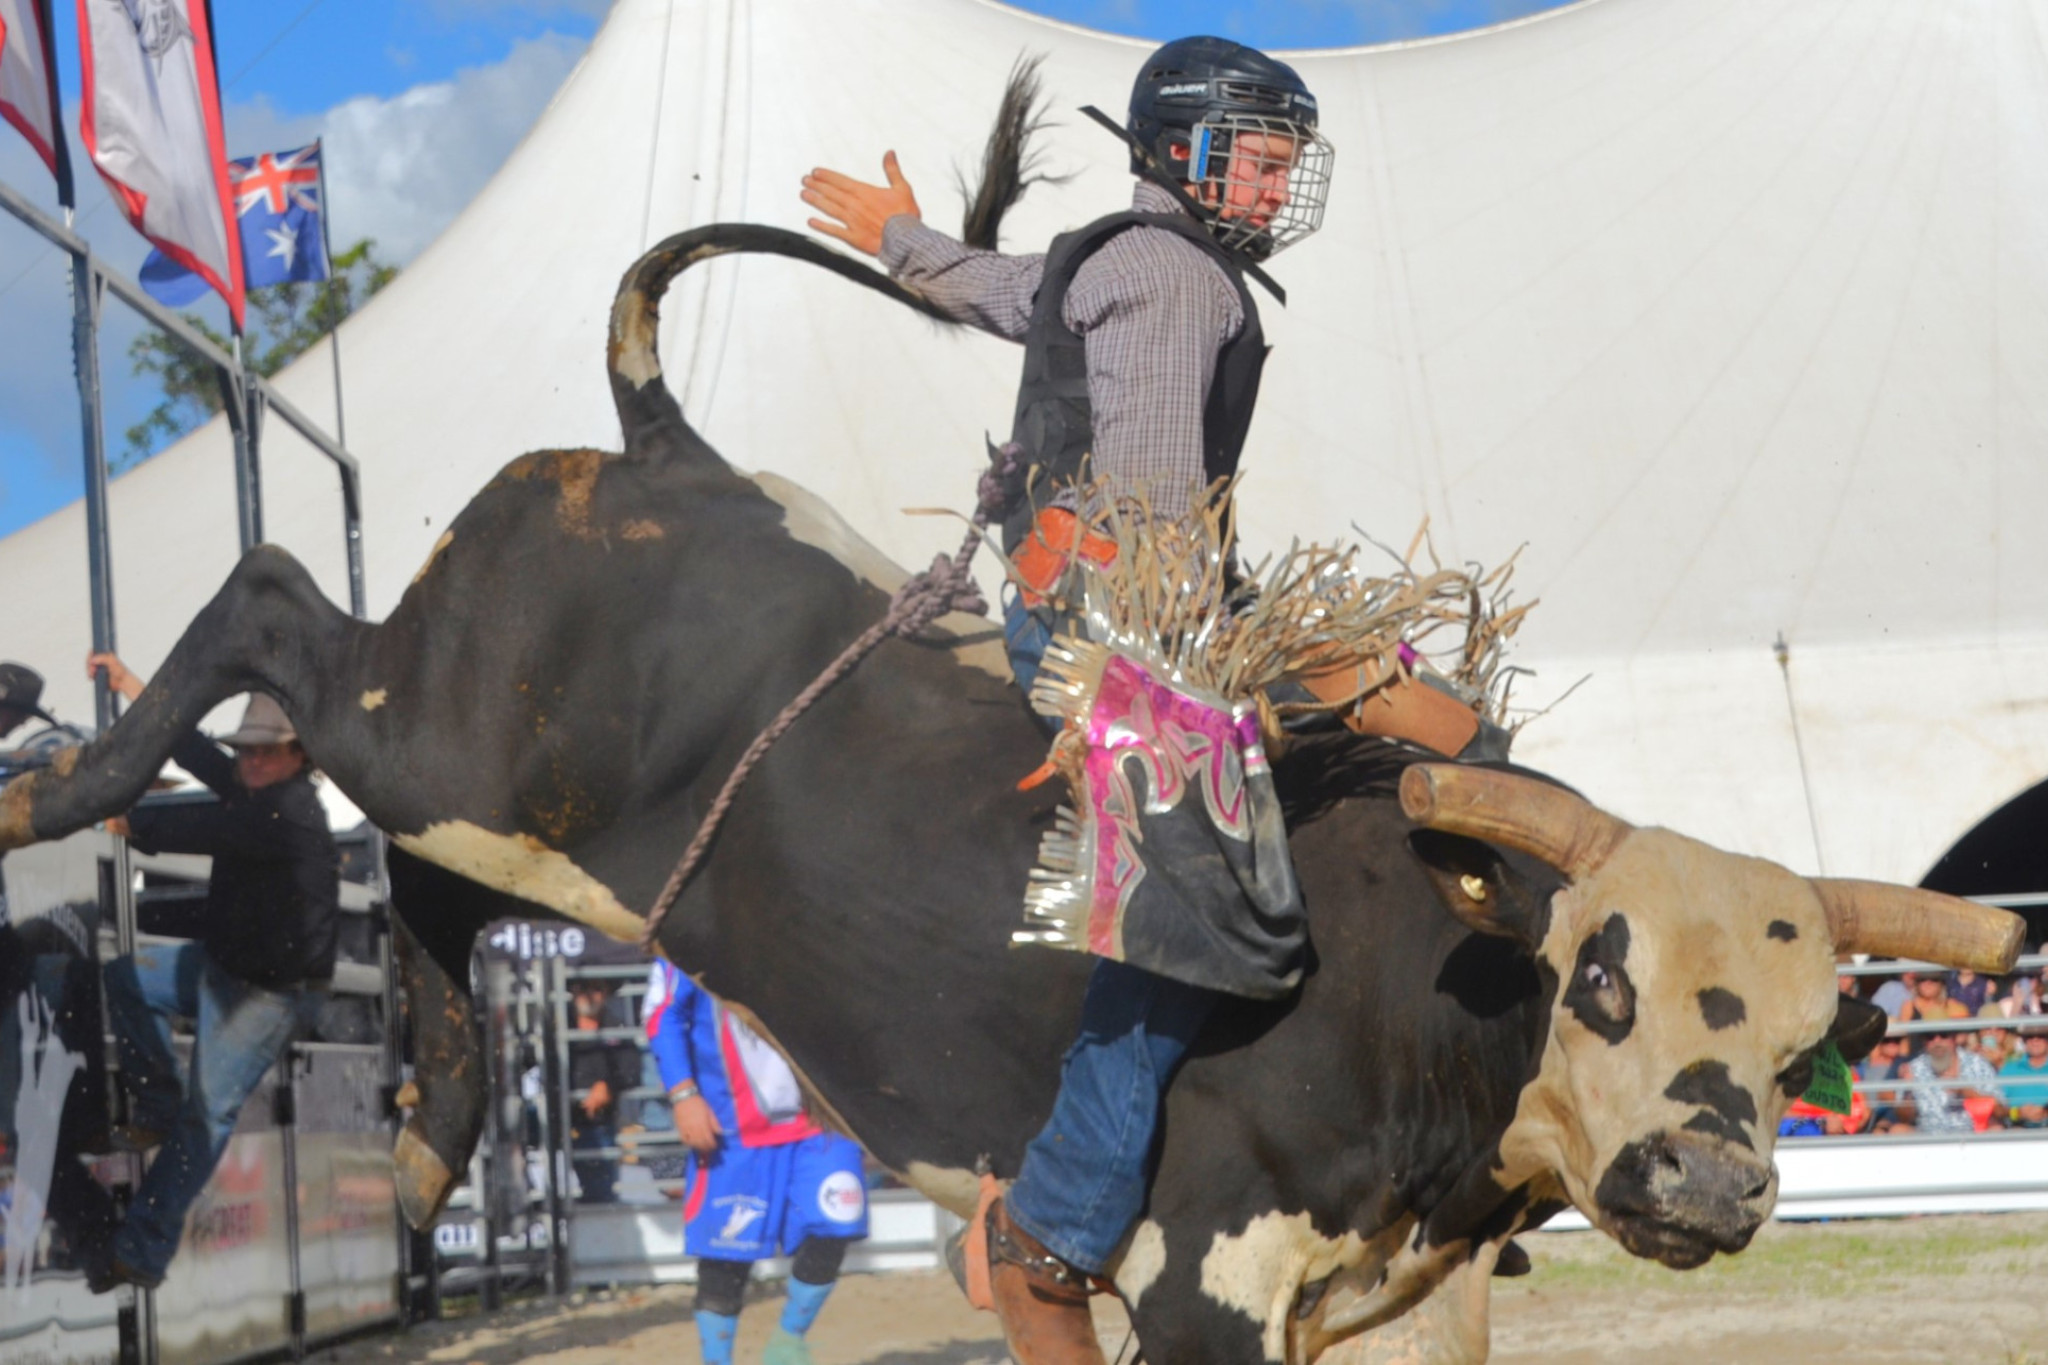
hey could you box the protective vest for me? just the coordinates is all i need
[1002,210,1268,551]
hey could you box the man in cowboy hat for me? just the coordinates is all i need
[0,662,92,774]
[0,662,94,927]
[0,662,56,735]
[79,652,338,1292]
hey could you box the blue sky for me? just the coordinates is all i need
[0,0,1557,543]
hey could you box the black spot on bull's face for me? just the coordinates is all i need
[1497,829,1843,1270]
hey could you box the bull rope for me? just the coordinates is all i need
[638,446,1017,949]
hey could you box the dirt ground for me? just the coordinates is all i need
[315,1213,2048,1364]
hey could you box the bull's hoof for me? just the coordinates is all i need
[0,773,38,851]
[392,1123,457,1230]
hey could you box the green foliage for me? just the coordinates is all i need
[120,238,397,467]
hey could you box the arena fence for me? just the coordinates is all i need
[433,927,2048,1288]
[1,823,405,1365]
[8,849,2041,1364]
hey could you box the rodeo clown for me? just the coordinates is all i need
[644,960,869,1365]
[806,37,1506,1363]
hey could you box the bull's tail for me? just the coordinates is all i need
[606,226,961,465]
[608,56,1052,464]
[959,54,1058,252]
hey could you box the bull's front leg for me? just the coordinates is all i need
[1307,1236,1505,1365]
[0,545,366,850]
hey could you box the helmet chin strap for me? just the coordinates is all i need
[1079,104,1287,306]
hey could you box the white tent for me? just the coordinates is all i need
[4,0,2043,886]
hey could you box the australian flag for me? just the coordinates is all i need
[140,142,330,307]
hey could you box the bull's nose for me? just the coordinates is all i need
[1595,1130,1775,1264]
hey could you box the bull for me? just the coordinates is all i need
[0,222,2018,1361]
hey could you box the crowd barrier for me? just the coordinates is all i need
[7,829,2043,1364]
[1,820,405,1365]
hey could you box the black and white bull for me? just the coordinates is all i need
[0,226,2018,1363]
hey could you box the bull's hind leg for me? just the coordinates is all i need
[387,848,514,1229]
[0,545,369,849]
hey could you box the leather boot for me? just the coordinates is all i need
[987,1198,1107,1365]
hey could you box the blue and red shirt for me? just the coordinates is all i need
[644,961,820,1148]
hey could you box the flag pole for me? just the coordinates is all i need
[314,140,345,448]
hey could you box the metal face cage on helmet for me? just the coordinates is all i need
[1187,114,1333,260]
[1126,36,1335,261]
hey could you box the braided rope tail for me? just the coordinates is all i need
[638,441,1020,951]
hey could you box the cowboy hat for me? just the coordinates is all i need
[219,693,298,748]
[0,663,56,724]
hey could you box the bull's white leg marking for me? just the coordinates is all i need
[392,821,644,941]
[749,471,1010,682]
[1113,1218,1168,1309]
[360,689,388,711]
[411,530,454,584]
[1200,1212,1377,1363]
[901,1162,983,1220]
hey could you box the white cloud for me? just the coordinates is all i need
[0,26,590,534]
[426,0,613,16]
[315,31,588,264]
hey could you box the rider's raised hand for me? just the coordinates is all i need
[801,150,920,257]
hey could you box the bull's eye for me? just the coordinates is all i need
[1563,914,1637,1044]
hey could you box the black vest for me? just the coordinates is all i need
[1002,210,1268,551]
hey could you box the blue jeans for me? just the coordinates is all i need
[1003,593,1054,699]
[572,1120,619,1204]
[103,942,322,1278]
[1005,960,1217,1274]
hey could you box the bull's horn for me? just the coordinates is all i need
[1811,879,2024,974]
[1399,764,1630,881]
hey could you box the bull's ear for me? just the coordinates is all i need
[1828,993,1890,1064]
[1408,829,1552,949]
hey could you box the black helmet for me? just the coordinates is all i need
[1126,36,1333,260]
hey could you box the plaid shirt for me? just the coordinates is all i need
[880,181,1245,522]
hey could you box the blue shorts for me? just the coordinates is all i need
[681,1132,870,1259]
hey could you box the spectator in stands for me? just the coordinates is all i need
[1868,970,1914,1019]
[568,978,641,1204]
[1899,1028,2004,1133]
[2001,1029,2048,1127]
[1858,1034,1912,1133]
[1897,973,1971,1030]
[645,961,868,1365]
[2003,963,2046,1018]
[83,654,337,1293]
[1973,1009,2014,1072]
[1949,968,1992,1016]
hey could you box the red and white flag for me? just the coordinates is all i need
[78,0,243,328]
[0,0,71,202]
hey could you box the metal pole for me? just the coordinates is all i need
[223,336,262,551]
[71,251,117,728]
[340,465,367,619]
[278,1051,307,1360]
[68,231,152,1365]
[314,142,345,450]
[545,955,572,1295]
